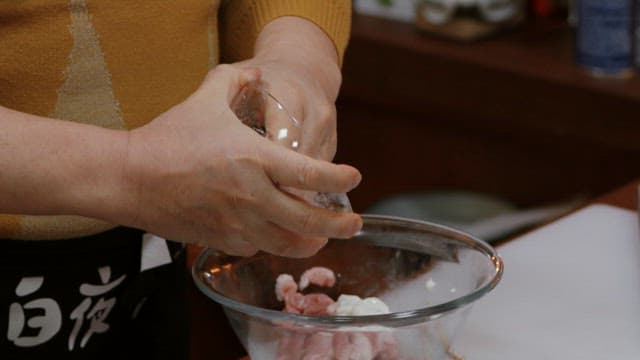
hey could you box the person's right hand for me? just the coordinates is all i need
[115,65,362,258]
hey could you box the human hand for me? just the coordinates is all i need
[234,16,344,162]
[116,65,362,257]
[230,80,352,212]
[236,57,340,162]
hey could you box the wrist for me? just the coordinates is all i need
[67,127,134,226]
[254,16,342,98]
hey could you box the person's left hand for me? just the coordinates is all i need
[233,16,343,162]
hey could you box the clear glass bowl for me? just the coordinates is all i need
[192,215,503,360]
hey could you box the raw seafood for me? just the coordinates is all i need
[299,266,337,290]
[274,267,398,360]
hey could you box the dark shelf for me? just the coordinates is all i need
[350,14,640,101]
[341,14,640,151]
[335,14,640,210]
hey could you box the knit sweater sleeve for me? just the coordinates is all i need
[220,0,351,65]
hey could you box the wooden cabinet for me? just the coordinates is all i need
[335,14,640,211]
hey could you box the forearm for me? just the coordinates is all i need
[0,66,362,254]
[220,0,351,65]
[0,106,128,220]
[254,16,342,99]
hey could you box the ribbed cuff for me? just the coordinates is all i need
[221,0,351,65]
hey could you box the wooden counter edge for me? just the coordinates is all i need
[594,178,639,211]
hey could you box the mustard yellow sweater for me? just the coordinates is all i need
[0,0,351,240]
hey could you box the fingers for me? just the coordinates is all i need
[264,96,304,150]
[262,186,363,240]
[192,64,360,258]
[262,85,305,150]
[211,207,333,258]
[264,86,337,161]
[299,102,338,161]
[247,221,329,258]
[200,64,261,104]
[264,145,361,194]
[219,239,259,257]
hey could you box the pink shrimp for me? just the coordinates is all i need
[333,332,373,360]
[299,293,335,315]
[283,292,305,314]
[283,292,335,315]
[367,331,398,360]
[302,332,334,360]
[276,330,306,360]
[276,274,298,301]
[275,267,399,360]
[280,268,336,315]
[299,266,336,290]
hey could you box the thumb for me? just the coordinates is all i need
[264,144,361,194]
[199,65,261,104]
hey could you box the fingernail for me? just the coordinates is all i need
[350,172,362,190]
[347,216,363,237]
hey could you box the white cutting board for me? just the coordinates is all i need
[454,204,640,359]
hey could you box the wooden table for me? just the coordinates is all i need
[186,177,639,360]
[595,177,639,211]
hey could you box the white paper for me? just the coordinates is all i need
[454,204,640,359]
[140,233,172,272]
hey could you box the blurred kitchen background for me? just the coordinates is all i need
[334,0,640,243]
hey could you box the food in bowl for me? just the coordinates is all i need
[192,215,503,360]
[274,266,397,359]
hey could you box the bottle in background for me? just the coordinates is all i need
[576,0,634,79]
[567,0,577,27]
[636,0,640,69]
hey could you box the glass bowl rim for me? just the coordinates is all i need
[192,214,504,328]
